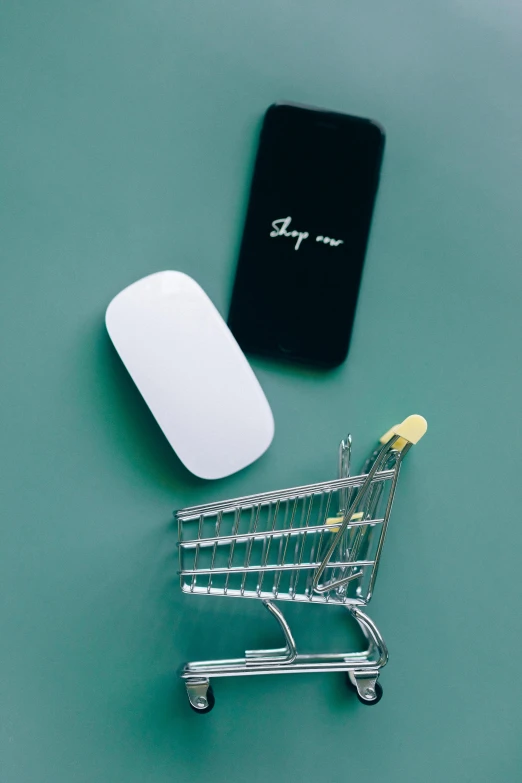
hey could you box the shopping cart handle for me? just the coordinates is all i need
[379,414,427,449]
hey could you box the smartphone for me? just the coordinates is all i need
[228,102,385,368]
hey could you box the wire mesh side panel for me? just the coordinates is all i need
[177,469,397,606]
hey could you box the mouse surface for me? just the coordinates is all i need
[106,271,274,479]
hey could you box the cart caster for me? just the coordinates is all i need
[356,681,382,706]
[190,686,215,714]
[185,678,215,714]
[347,673,383,706]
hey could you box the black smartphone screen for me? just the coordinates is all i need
[228,103,385,368]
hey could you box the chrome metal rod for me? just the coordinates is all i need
[182,584,366,605]
[176,470,395,521]
[180,560,374,576]
[338,433,352,513]
[178,517,384,550]
[366,443,411,601]
[312,436,400,594]
[180,606,387,678]
[245,600,297,666]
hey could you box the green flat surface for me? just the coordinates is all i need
[2,2,522,781]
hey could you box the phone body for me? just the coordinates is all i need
[228,102,385,368]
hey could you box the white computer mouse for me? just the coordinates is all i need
[106,271,274,479]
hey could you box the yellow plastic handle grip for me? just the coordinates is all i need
[326,511,364,532]
[379,414,428,449]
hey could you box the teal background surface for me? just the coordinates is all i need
[2,2,522,781]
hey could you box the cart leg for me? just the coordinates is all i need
[245,600,297,665]
[185,677,215,713]
[348,605,388,668]
[345,605,387,705]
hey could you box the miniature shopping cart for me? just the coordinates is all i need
[176,414,427,712]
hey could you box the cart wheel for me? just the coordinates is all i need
[189,685,215,714]
[356,681,383,706]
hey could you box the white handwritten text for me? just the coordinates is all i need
[269,217,343,250]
